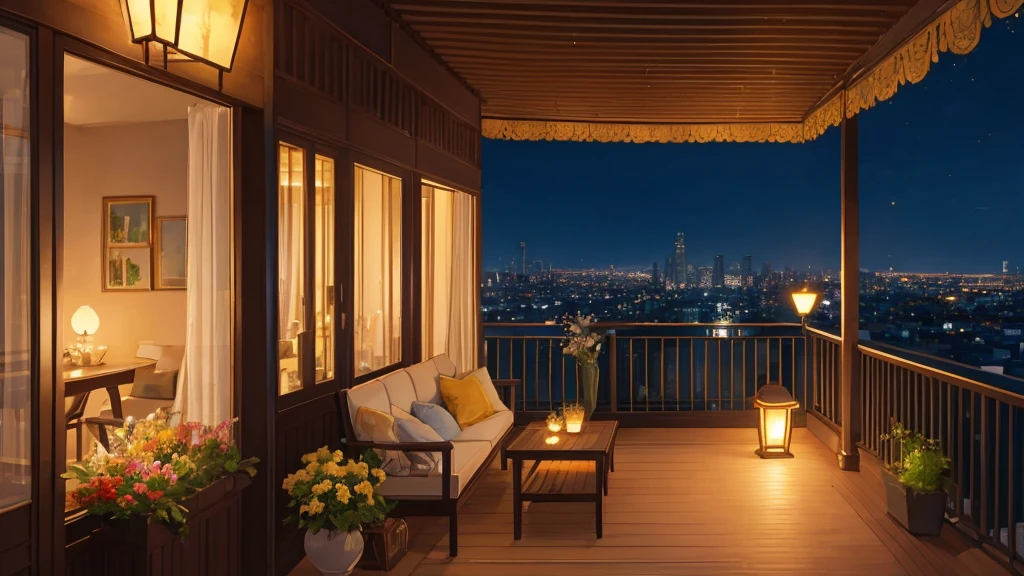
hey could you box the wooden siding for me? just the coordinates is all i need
[274,0,483,190]
[292,428,1010,576]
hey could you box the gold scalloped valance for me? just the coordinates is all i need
[482,0,1022,144]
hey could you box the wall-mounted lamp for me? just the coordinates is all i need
[119,0,250,71]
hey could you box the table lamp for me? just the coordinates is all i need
[70,305,108,366]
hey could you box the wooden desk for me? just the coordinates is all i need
[63,361,154,420]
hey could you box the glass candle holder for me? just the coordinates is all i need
[563,403,585,434]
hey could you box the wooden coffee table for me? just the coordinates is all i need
[505,420,618,540]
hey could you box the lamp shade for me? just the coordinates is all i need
[71,306,100,336]
[791,289,819,317]
[119,0,250,71]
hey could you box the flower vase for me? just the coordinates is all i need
[304,529,364,576]
[579,363,599,420]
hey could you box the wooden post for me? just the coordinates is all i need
[607,331,617,413]
[839,111,862,471]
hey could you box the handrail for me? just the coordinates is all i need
[858,341,1024,407]
[803,325,841,343]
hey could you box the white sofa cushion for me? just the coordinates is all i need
[380,370,417,414]
[452,410,513,448]
[432,354,457,379]
[346,379,390,426]
[377,440,490,498]
[461,367,508,412]
[406,360,442,405]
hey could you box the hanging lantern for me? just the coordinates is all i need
[754,384,799,459]
[791,287,819,318]
[119,0,250,71]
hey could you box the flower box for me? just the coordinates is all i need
[881,467,946,536]
[88,472,251,576]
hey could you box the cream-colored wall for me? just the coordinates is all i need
[63,120,188,365]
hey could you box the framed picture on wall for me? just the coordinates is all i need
[102,196,154,291]
[155,216,187,290]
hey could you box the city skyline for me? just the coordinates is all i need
[480,20,1023,275]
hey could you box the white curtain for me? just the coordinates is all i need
[173,105,231,425]
[422,185,477,374]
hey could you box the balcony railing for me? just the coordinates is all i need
[483,321,1024,566]
[484,323,806,413]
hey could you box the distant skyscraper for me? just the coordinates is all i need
[698,266,713,288]
[672,233,687,286]
[520,242,527,275]
[741,255,752,286]
[712,254,725,287]
[761,261,773,277]
[1003,260,1009,274]
[652,262,660,285]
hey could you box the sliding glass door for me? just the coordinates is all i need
[0,24,32,508]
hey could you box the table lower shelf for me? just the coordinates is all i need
[521,460,597,497]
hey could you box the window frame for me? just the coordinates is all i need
[276,132,344,409]
[348,151,415,387]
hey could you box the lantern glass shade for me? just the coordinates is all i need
[71,306,100,336]
[791,290,819,317]
[176,0,249,70]
[754,384,799,458]
[563,405,585,434]
[119,0,249,71]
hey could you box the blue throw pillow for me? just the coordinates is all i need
[411,401,461,441]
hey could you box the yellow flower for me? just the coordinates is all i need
[371,468,386,483]
[355,462,369,478]
[305,461,319,475]
[300,453,313,464]
[335,483,351,504]
[315,446,332,462]
[311,479,332,496]
[300,498,325,516]
[322,461,343,477]
[332,450,344,463]
[282,474,299,493]
[353,480,374,503]
[294,469,311,482]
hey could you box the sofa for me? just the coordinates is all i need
[337,354,516,557]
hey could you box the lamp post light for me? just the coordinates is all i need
[754,384,799,459]
[791,286,820,326]
[119,0,250,71]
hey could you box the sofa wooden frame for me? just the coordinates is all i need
[336,378,518,558]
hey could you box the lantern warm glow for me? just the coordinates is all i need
[791,288,819,317]
[119,0,250,71]
[545,436,560,445]
[754,384,799,459]
[563,404,585,434]
[546,411,564,433]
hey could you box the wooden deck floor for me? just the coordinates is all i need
[292,428,1007,576]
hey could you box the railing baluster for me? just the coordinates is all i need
[980,395,988,536]
[675,338,680,411]
[661,338,666,412]
[690,339,695,411]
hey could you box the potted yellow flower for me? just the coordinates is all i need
[283,447,394,575]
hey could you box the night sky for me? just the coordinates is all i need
[481,17,1024,274]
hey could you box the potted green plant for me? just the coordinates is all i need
[880,419,950,536]
[283,447,395,575]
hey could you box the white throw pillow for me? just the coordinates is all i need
[392,405,443,474]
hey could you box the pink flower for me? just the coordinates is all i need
[219,444,228,452]
[133,483,148,494]
[124,495,135,504]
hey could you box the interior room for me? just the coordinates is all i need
[61,55,232,477]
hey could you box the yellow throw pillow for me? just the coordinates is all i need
[354,406,399,443]
[439,374,495,428]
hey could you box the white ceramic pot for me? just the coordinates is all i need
[303,529,364,576]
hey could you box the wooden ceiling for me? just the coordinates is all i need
[383,0,928,125]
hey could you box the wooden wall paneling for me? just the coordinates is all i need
[302,0,391,61]
[391,23,479,128]
[274,0,346,104]
[0,504,32,576]
[346,113,417,170]
[417,95,480,167]
[349,50,415,136]
[415,142,481,192]
[273,397,341,576]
